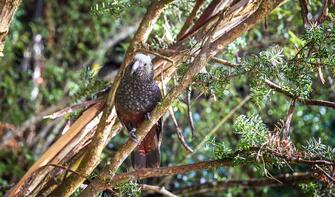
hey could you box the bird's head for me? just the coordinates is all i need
[130,53,153,79]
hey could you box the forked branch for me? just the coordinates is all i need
[79,1,285,196]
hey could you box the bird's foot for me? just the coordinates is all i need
[129,128,138,143]
[144,112,151,120]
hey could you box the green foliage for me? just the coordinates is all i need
[303,138,335,161]
[0,148,35,196]
[239,21,335,107]
[115,180,141,197]
[299,182,335,197]
[91,0,143,17]
[208,138,232,160]
[233,114,268,150]
[193,67,230,98]
[72,67,108,102]
[1,0,335,196]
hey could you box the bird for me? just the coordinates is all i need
[115,53,162,169]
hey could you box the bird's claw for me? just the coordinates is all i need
[129,128,138,143]
[144,112,151,120]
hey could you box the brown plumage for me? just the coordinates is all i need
[115,54,162,169]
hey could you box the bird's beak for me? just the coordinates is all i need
[131,61,140,75]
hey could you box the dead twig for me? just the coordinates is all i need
[211,57,240,67]
[43,99,101,119]
[140,184,178,197]
[137,48,175,63]
[43,163,88,179]
[315,164,335,183]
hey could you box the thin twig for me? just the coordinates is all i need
[140,184,178,197]
[186,87,196,137]
[43,99,101,119]
[317,64,326,84]
[211,57,240,67]
[169,107,194,153]
[315,164,335,183]
[265,80,335,109]
[187,95,251,159]
[137,48,175,63]
[283,99,296,141]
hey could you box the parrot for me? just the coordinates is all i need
[115,53,162,169]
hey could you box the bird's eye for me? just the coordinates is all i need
[144,63,147,66]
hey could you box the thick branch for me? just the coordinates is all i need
[317,0,329,24]
[177,0,205,40]
[48,1,174,197]
[113,160,232,185]
[79,1,285,196]
[298,0,309,26]
[176,172,315,195]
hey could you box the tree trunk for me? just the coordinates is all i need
[0,0,20,56]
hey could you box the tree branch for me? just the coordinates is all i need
[140,184,178,197]
[298,0,309,27]
[79,1,285,196]
[175,172,315,196]
[177,0,205,40]
[112,159,235,185]
[317,0,329,24]
[169,107,194,153]
[186,95,251,160]
[283,99,296,141]
[265,80,335,109]
[48,1,175,196]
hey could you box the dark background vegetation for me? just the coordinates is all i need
[0,0,334,196]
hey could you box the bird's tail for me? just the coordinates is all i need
[131,125,161,169]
